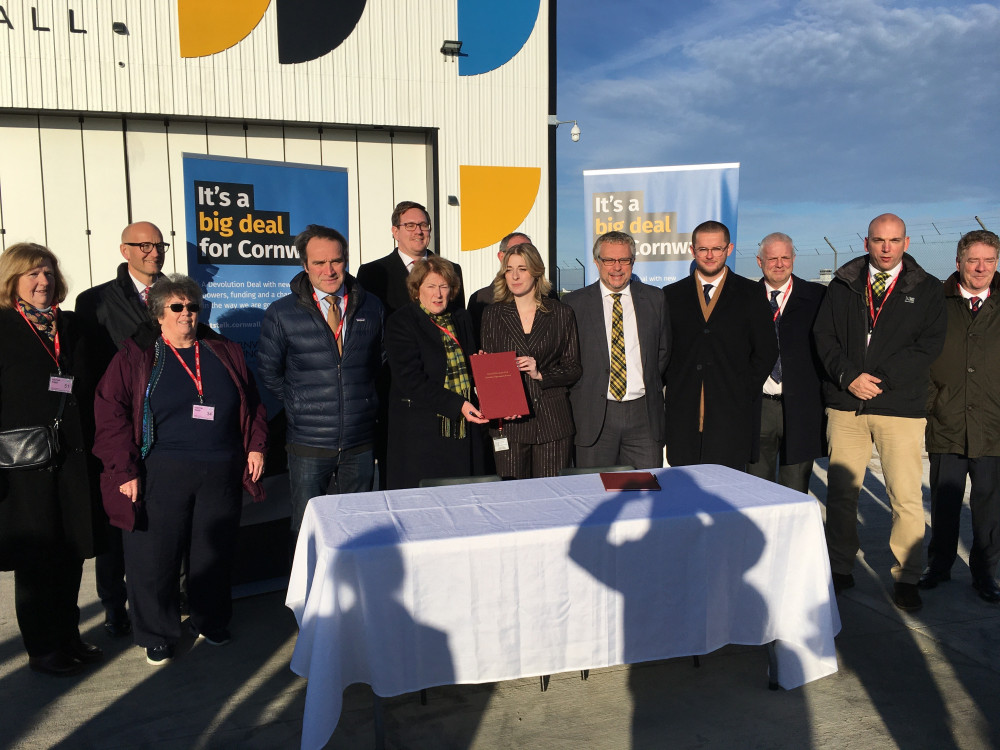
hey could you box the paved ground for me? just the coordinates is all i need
[2,457,999,749]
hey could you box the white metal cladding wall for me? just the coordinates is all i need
[0,113,433,308]
[0,0,552,295]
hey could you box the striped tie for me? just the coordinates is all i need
[971,296,982,315]
[609,293,626,401]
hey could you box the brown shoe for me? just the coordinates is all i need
[28,651,85,677]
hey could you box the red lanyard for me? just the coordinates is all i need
[769,278,793,322]
[17,303,61,373]
[431,319,461,349]
[313,291,347,342]
[162,337,204,403]
[866,273,899,331]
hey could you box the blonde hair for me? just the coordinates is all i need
[492,243,552,311]
[0,242,69,309]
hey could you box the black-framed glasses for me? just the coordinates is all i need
[167,302,200,313]
[124,241,170,254]
[396,222,431,232]
[597,256,634,267]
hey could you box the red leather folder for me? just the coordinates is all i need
[600,471,661,491]
[469,351,530,420]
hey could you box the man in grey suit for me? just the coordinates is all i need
[564,231,671,469]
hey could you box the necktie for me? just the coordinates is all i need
[609,293,626,401]
[871,272,889,300]
[141,286,150,306]
[769,289,782,384]
[703,283,713,305]
[971,296,982,315]
[324,295,343,355]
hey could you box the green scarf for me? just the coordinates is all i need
[421,305,471,439]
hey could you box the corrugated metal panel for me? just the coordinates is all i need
[124,119,173,260]
[0,114,46,247]
[81,116,130,287]
[163,119,210,276]
[320,129,362,262]
[356,130,397,262]
[246,124,284,161]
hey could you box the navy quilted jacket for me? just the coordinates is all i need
[258,271,385,450]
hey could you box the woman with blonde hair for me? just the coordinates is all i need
[480,243,581,479]
[0,243,104,676]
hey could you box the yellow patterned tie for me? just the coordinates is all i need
[871,272,889,299]
[609,293,626,401]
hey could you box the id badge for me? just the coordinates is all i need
[192,403,216,421]
[49,375,74,393]
[493,436,509,452]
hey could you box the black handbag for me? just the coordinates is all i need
[0,393,65,470]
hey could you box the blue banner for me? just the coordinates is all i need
[582,163,740,286]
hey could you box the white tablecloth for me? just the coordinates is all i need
[287,465,841,750]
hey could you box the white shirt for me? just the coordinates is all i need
[762,278,792,396]
[128,269,162,300]
[958,283,990,309]
[600,281,644,401]
[398,249,428,273]
[314,286,348,344]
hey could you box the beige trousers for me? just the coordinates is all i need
[825,408,926,584]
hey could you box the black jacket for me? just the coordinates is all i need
[74,263,157,375]
[813,254,946,417]
[257,272,384,451]
[356,250,465,317]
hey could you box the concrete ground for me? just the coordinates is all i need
[2,456,999,750]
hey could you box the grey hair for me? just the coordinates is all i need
[499,232,531,253]
[148,273,204,319]
[758,232,795,259]
[592,231,636,260]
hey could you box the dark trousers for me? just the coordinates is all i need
[95,524,128,614]
[286,447,375,534]
[746,397,814,493]
[928,453,1000,581]
[123,453,243,648]
[576,398,663,470]
[494,436,573,480]
[15,553,83,656]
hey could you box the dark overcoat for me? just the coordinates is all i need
[356,250,465,317]
[0,308,104,569]
[385,303,483,489]
[662,270,778,469]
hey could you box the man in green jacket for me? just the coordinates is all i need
[920,229,1000,603]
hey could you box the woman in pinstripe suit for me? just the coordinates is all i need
[480,244,582,479]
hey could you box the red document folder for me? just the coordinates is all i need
[600,471,661,491]
[469,351,530,420]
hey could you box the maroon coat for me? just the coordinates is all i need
[94,328,268,530]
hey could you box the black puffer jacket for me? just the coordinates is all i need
[257,272,384,450]
[813,254,946,417]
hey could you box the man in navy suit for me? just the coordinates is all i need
[745,232,826,492]
[564,231,670,469]
[662,220,777,470]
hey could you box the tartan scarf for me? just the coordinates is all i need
[17,299,56,342]
[421,305,471,440]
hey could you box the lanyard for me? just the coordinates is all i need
[769,278,793,322]
[313,291,347,343]
[866,273,899,332]
[17,303,61,373]
[162,337,204,403]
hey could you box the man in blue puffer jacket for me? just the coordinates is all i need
[258,225,385,534]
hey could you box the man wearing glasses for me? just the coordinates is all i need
[564,230,670,469]
[662,220,777,470]
[76,221,168,640]
[357,200,465,316]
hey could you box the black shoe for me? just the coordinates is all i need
[62,636,104,664]
[104,608,132,638]
[146,644,173,666]
[832,572,855,594]
[28,651,85,677]
[972,578,1000,603]
[917,568,951,590]
[189,621,231,646]
[893,582,923,611]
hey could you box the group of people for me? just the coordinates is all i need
[1,200,997,680]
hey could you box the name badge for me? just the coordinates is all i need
[49,375,74,393]
[493,437,509,452]
[192,404,216,421]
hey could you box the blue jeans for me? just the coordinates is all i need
[287,448,375,533]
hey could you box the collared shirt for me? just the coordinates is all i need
[867,261,902,286]
[600,280,644,401]
[314,285,348,345]
[398,249,428,273]
[128,269,162,300]
[762,277,792,397]
[696,269,727,301]
[958,283,991,308]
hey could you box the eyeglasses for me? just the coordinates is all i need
[693,246,729,257]
[396,222,431,232]
[124,242,170,254]
[167,302,200,313]
[597,256,634,267]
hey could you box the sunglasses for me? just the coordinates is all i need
[167,303,200,313]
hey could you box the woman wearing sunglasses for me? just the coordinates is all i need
[94,274,267,666]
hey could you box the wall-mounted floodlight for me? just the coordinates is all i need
[548,116,581,142]
[112,21,128,35]
[441,40,463,57]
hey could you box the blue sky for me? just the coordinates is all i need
[554,0,1000,283]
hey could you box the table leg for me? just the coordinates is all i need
[766,641,779,691]
[373,691,385,750]
[539,674,550,691]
